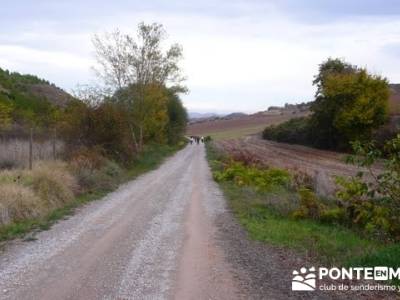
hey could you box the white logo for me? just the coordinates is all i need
[292,267,316,291]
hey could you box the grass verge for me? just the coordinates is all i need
[0,142,184,243]
[206,142,400,268]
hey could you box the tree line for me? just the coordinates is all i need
[263,58,391,151]
[1,23,188,164]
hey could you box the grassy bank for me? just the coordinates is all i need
[206,142,400,268]
[0,142,185,243]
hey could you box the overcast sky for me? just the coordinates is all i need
[1,1,400,113]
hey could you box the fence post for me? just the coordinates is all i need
[29,128,33,170]
[53,128,57,160]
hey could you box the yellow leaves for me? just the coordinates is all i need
[324,68,389,141]
[140,84,169,143]
[0,101,13,130]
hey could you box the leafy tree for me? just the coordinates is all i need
[139,84,169,144]
[310,58,389,149]
[115,84,187,145]
[166,91,188,145]
[263,58,390,150]
[92,22,186,150]
[312,58,357,96]
[325,70,389,143]
[60,100,135,162]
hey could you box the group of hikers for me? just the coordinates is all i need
[189,135,204,145]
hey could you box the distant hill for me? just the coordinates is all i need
[0,67,74,127]
[224,112,247,118]
[188,112,219,119]
[189,112,247,124]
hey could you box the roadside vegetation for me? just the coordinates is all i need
[0,143,184,242]
[206,139,400,268]
[0,22,188,242]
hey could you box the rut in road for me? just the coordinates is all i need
[0,145,239,300]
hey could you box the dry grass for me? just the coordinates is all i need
[0,184,42,225]
[31,161,77,208]
[0,161,77,225]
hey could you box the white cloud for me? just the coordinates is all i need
[1,4,400,112]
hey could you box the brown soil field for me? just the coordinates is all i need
[187,111,309,136]
[215,136,381,197]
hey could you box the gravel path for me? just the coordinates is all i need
[0,144,392,300]
[0,145,243,300]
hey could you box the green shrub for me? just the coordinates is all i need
[320,207,346,223]
[204,135,212,142]
[292,188,349,225]
[262,117,311,145]
[69,152,123,193]
[177,140,186,148]
[102,160,123,178]
[292,188,325,220]
[335,135,400,241]
[213,161,291,191]
[90,160,123,191]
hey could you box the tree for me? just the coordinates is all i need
[0,100,13,131]
[92,22,186,150]
[60,100,135,162]
[310,58,389,149]
[325,70,389,142]
[166,91,188,144]
[312,58,357,97]
[139,84,169,144]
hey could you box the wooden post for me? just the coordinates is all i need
[53,128,57,160]
[29,128,33,170]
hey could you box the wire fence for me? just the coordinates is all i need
[0,127,64,169]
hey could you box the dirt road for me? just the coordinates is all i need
[0,145,240,300]
[0,143,391,300]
